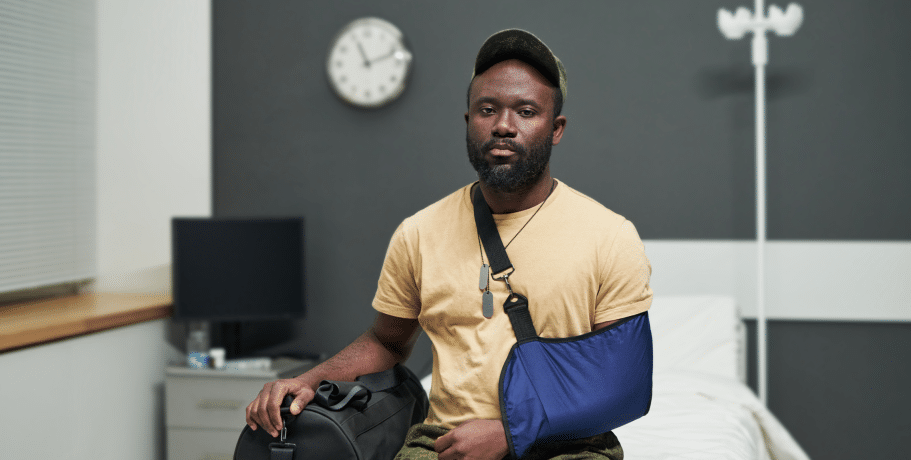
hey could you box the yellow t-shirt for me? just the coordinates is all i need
[372,180,652,428]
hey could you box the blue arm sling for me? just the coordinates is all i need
[473,187,653,459]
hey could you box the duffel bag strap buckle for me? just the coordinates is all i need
[266,404,296,459]
[268,441,296,460]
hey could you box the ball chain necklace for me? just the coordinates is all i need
[477,179,557,318]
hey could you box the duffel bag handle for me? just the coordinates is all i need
[278,364,413,417]
[309,364,412,411]
[314,382,370,411]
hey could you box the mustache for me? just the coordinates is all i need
[481,138,525,154]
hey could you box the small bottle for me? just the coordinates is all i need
[186,321,210,369]
[210,347,226,370]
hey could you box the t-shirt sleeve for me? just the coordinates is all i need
[594,219,653,323]
[372,220,422,319]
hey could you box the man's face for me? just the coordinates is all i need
[465,59,566,193]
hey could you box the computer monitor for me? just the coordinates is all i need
[172,217,305,322]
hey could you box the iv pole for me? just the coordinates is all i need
[717,1,803,406]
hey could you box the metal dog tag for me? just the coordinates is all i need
[482,290,494,318]
[479,263,489,290]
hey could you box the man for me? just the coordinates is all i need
[246,29,652,459]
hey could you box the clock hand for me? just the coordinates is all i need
[369,48,411,65]
[356,41,370,68]
[367,46,396,65]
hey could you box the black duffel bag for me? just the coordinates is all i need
[234,364,429,460]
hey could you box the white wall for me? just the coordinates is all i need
[93,0,212,293]
[0,320,180,460]
[645,240,911,321]
[0,2,211,460]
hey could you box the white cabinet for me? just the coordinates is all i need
[165,358,315,460]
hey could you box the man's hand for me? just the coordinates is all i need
[434,419,508,460]
[245,377,314,438]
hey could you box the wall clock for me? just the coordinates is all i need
[326,17,413,108]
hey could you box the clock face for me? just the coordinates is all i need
[326,18,413,108]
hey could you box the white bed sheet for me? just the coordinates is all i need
[613,370,809,460]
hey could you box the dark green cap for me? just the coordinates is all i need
[471,29,567,101]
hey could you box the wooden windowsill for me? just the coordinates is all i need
[0,292,173,352]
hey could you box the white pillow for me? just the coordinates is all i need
[647,296,746,382]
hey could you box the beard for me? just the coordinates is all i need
[466,132,553,193]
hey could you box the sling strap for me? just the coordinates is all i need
[472,186,538,342]
[472,185,513,277]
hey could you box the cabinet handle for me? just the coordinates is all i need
[196,399,243,410]
[199,453,232,460]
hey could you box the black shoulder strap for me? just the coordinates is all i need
[472,185,512,275]
[472,185,538,341]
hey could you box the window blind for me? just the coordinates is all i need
[0,0,95,293]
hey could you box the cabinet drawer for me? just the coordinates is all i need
[166,375,269,430]
[167,428,240,460]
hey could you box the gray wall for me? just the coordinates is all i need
[214,0,910,241]
[744,320,911,459]
[212,1,911,459]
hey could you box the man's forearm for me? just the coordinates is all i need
[294,328,405,390]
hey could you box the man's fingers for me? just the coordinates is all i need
[290,395,307,415]
[249,388,264,430]
[433,430,454,454]
[433,420,507,460]
[245,400,258,431]
[252,382,279,436]
[266,385,289,437]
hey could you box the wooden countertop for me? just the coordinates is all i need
[0,292,172,352]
